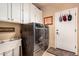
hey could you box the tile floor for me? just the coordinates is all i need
[42,51,55,56]
[46,47,76,56]
[35,47,77,56]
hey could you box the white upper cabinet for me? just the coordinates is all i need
[30,4,37,23]
[7,3,11,22]
[30,4,43,24]
[0,3,8,21]
[37,9,43,24]
[35,7,43,24]
[22,3,30,24]
[0,3,43,24]
[12,3,21,23]
[35,7,39,23]
[38,10,43,24]
[21,3,43,24]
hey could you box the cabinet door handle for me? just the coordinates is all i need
[8,18,10,20]
[22,20,24,23]
[56,32,59,35]
[11,19,14,21]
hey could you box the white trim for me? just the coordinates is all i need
[75,8,78,55]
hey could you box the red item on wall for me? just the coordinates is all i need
[63,15,67,22]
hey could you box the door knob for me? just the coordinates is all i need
[56,32,59,35]
[8,18,10,20]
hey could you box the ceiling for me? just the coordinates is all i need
[34,3,55,9]
[34,3,79,10]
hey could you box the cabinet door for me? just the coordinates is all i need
[35,8,42,24]
[0,53,3,56]
[14,47,20,56]
[12,3,21,23]
[35,7,43,24]
[0,3,8,21]
[7,3,12,22]
[30,4,36,23]
[5,50,12,56]
[39,10,43,24]
[23,3,30,24]
[35,7,39,23]
[30,4,43,24]
[20,3,24,24]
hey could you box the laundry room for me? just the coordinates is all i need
[0,3,79,56]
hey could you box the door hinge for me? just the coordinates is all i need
[75,29,77,32]
[75,12,76,16]
[75,45,76,49]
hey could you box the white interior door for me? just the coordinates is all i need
[55,8,77,52]
[55,12,63,49]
